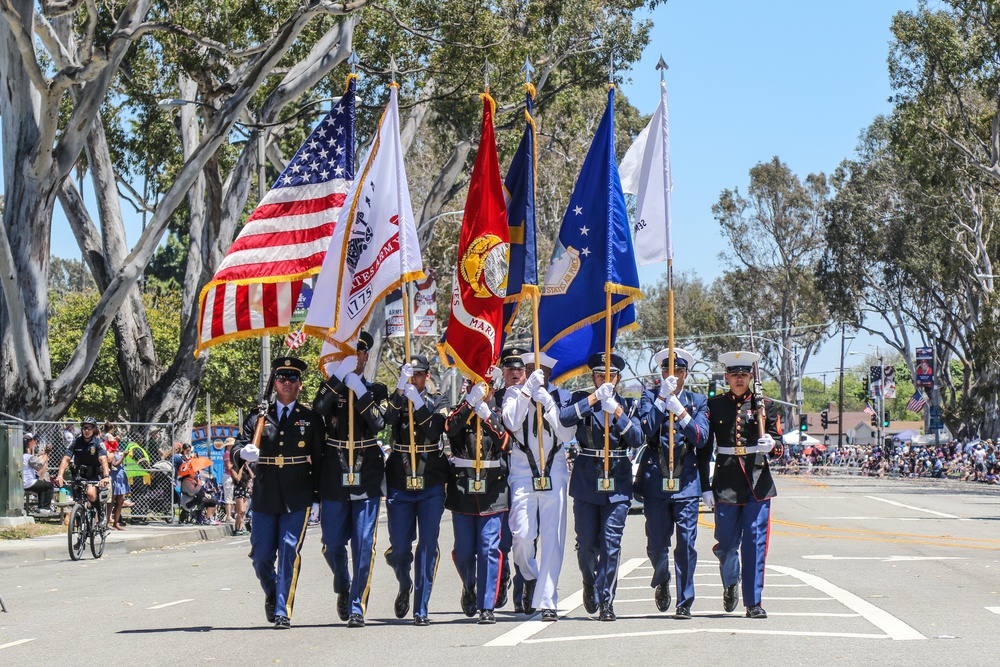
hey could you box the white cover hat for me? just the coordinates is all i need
[521,351,556,369]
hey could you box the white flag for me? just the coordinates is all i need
[304,85,424,356]
[620,78,671,265]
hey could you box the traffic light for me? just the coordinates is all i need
[862,375,869,395]
[799,414,808,432]
[820,410,829,429]
[707,379,717,398]
[871,411,878,427]
[883,410,890,428]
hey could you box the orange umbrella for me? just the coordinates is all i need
[178,456,213,478]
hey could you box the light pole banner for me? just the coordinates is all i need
[915,347,934,387]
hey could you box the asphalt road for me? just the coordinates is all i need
[1,476,998,666]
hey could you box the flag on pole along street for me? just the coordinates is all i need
[538,86,642,384]
[863,404,876,416]
[411,269,439,337]
[906,390,927,413]
[619,76,671,265]
[195,76,357,356]
[284,325,307,350]
[883,365,896,399]
[501,87,539,342]
[869,365,883,397]
[304,83,424,364]
[440,94,510,386]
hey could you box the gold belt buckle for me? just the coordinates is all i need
[276,454,285,468]
[733,446,746,456]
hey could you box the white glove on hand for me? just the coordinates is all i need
[664,393,685,416]
[524,369,545,395]
[474,401,492,421]
[240,444,260,463]
[332,356,357,381]
[465,382,487,407]
[757,433,775,453]
[531,385,555,410]
[594,382,615,402]
[701,491,715,510]
[396,363,414,392]
[345,373,368,398]
[403,383,425,409]
[659,375,678,398]
[602,397,619,414]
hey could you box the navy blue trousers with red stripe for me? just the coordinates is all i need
[452,513,503,610]
[713,498,770,607]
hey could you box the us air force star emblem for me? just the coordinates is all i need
[460,234,509,299]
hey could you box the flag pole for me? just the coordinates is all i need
[603,55,614,485]
[658,56,677,491]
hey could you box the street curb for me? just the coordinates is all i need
[0,524,232,567]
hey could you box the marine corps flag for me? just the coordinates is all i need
[440,94,510,386]
[304,83,424,360]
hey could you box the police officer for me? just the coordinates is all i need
[445,380,510,624]
[559,352,642,621]
[313,332,387,628]
[495,346,528,612]
[636,348,710,618]
[502,351,575,621]
[233,357,324,629]
[383,353,450,626]
[55,416,110,524]
[707,351,783,619]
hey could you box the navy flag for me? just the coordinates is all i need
[538,86,641,384]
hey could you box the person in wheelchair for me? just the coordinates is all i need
[55,416,111,523]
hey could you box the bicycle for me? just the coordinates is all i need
[67,477,109,561]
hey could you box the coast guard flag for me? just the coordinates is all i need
[619,77,671,265]
[440,95,510,386]
[501,87,538,341]
[538,87,642,384]
[304,84,424,362]
[195,76,356,356]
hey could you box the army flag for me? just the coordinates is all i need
[501,87,538,340]
[304,83,424,359]
[619,76,672,265]
[440,94,510,386]
[538,86,641,384]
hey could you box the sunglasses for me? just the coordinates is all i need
[275,375,300,383]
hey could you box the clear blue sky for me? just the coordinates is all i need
[618,0,919,377]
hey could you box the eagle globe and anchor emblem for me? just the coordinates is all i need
[460,234,509,299]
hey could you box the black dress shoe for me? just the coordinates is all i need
[496,574,510,609]
[582,584,598,614]
[394,585,411,619]
[654,582,672,613]
[540,609,558,622]
[675,605,692,620]
[413,614,430,626]
[264,593,276,623]
[347,613,365,628]
[513,601,524,614]
[746,605,767,619]
[723,584,739,613]
[598,602,616,622]
[461,585,477,617]
[478,609,496,625]
[522,579,537,614]
[273,615,291,629]
[337,590,350,622]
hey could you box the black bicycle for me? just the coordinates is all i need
[67,478,109,561]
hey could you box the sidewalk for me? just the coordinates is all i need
[0,522,232,566]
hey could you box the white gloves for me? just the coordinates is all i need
[659,375,678,398]
[474,402,492,421]
[701,490,715,510]
[240,444,260,463]
[465,382,487,407]
[602,397,619,414]
[345,373,368,398]
[396,363,414,392]
[664,394,685,416]
[594,382,615,402]
[332,356,357,381]
[403,384,425,410]
[757,434,775,453]
[524,369,545,395]
[532,385,555,411]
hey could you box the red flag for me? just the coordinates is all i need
[440,94,510,385]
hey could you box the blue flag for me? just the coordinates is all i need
[501,88,539,344]
[538,87,641,384]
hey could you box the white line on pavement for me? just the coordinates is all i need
[693,583,810,588]
[987,607,1000,615]
[864,495,960,519]
[484,558,645,647]
[767,565,925,640]
[802,555,965,562]
[147,599,194,610]
[614,596,834,603]
[615,612,862,619]
[0,639,36,650]
[520,628,889,644]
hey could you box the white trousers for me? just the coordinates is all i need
[508,475,568,610]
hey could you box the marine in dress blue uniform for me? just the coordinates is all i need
[707,351,783,619]
[383,354,450,626]
[559,353,642,621]
[636,348,710,619]
[494,346,528,612]
[233,358,324,629]
[445,381,510,624]
[312,332,387,628]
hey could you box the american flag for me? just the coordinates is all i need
[906,390,927,413]
[863,404,876,416]
[284,326,307,350]
[195,76,357,355]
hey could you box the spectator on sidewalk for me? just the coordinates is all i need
[105,432,131,530]
[230,449,254,535]
[23,433,54,513]
[222,438,235,523]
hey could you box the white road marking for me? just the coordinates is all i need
[865,495,960,519]
[987,607,1000,615]
[484,558,645,647]
[146,599,194,610]
[521,628,890,643]
[780,496,846,500]
[615,612,862,619]
[0,639,36,650]
[615,596,833,603]
[768,565,925,640]
[803,555,965,562]
[693,583,809,588]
